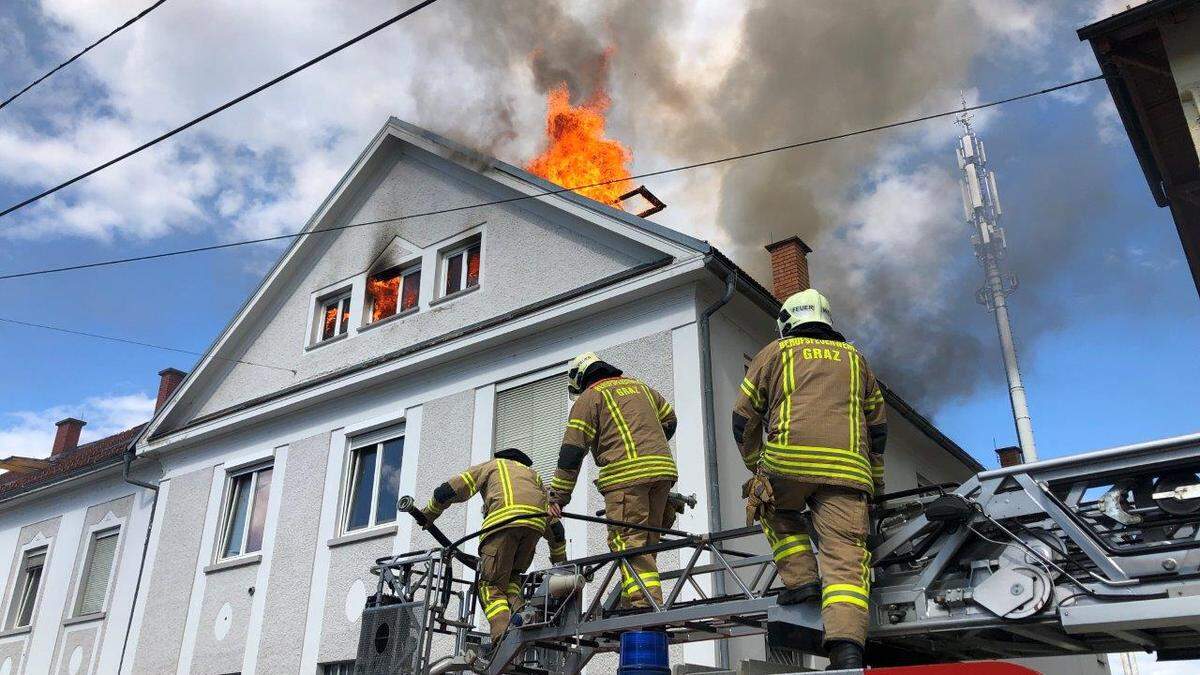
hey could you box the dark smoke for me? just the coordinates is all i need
[403,1,1117,412]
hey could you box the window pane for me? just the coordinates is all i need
[466,244,481,288]
[223,475,253,558]
[401,269,420,311]
[245,468,273,554]
[444,253,462,295]
[15,553,44,628]
[368,268,402,322]
[339,298,351,335]
[78,531,119,615]
[346,447,377,530]
[322,302,338,340]
[374,438,404,524]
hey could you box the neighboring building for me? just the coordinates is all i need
[113,117,983,673]
[0,369,180,674]
[1079,0,1200,298]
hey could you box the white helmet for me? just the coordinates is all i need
[567,352,602,396]
[777,288,833,336]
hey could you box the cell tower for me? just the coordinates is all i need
[955,101,1038,462]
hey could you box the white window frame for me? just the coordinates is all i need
[73,526,121,617]
[313,289,352,344]
[341,430,405,534]
[438,237,482,298]
[216,462,273,562]
[366,263,422,324]
[7,545,47,630]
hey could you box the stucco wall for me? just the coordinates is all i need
[130,467,214,674]
[255,431,331,673]
[188,562,257,674]
[179,149,646,425]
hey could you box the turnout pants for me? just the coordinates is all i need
[603,478,673,608]
[760,476,871,647]
[477,527,540,641]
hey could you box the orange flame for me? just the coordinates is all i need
[526,84,634,208]
[368,273,399,322]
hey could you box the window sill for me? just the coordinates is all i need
[430,284,480,307]
[357,307,418,334]
[307,332,348,352]
[0,626,31,639]
[328,524,397,549]
[63,612,105,627]
[204,553,262,574]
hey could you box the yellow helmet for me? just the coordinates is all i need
[567,351,602,396]
[778,288,833,336]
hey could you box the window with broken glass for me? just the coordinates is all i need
[367,265,420,323]
[318,293,352,342]
[218,464,273,560]
[441,240,481,297]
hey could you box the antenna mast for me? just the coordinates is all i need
[955,96,1038,462]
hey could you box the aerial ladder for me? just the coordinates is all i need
[354,432,1200,673]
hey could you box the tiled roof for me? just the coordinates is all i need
[0,424,145,501]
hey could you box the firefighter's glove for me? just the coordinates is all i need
[742,473,775,526]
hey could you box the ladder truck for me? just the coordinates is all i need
[353,432,1200,673]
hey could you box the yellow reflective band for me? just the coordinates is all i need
[484,599,511,619]
[550,476,576,491]
[775,540,813,561]
[482,504,547,532]
[601,390,637,460]
[658,403,673,421]
[596,455,677,489]
[849,352,859,457]
[822,583,869,610]
[763,442,872,469]
[460,471,477,495]
[772,534,810,554]
[762,453,873,480]
[777,348,796,445]
[551,544,566,555]
[425,499,443,515]
[567,419,596,439]
[497,459,514,506]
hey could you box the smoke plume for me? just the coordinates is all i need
[405,1,1102,411]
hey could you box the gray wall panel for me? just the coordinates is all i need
[189,563,257,675]
[130,467,214,674]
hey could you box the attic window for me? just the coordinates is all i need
[441,239,481,297]
[367,264,420,323]
[319,293,351,342]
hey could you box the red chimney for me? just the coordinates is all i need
[765,236,813,301]
[52,418,86,456]
[996,446,1023,468]
[156,368,187,412]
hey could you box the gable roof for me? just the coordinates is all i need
[0,424,144,503]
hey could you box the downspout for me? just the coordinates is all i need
[118,447,161,673]
[697,261,736,669]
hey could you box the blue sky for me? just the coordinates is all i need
[0,0,1196,474]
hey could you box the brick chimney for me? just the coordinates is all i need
[156,368,187,412]
[996,445,1023,468]
[52,418,86,456]
[765,236,813,301]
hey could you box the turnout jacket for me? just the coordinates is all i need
[424,458,567,560]
[550,377,678,505]
[734,336,887,494]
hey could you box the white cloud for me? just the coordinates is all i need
[0,392,154,459]
[969,0,1055,55]
[1094,98,1124,145]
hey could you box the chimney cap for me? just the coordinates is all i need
[55,417,87,428]
[765,236,812,254]
[158,367,186,377]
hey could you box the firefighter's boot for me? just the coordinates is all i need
[777,581,820,606]
[826,640,864,670]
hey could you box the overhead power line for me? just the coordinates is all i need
[0,0,442,221]
[0,73,1107,283]
[0,316,295,374]
[0,0,171,113]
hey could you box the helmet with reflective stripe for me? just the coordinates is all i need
[567,352,602,396]
[777,288,833,336]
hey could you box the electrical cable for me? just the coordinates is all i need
[0,316,295,374]
[0,0,170,113]
[0,0,442,221]
[0,73,1109,282]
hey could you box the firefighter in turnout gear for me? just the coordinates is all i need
[421,448,567,642]
[548,352,678,608]
[733,289,887,670]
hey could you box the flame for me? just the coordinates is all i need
[526,84,634,208]
[368,274,400,322]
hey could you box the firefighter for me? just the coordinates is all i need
[421,448,566,643]
[733,289,886,670]
[547,352,678,609]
